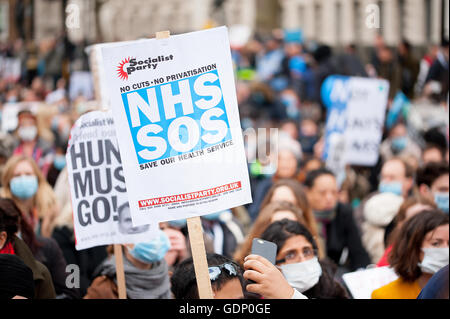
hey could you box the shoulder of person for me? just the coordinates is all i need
[33,259,57,299]
[83,275,119,299]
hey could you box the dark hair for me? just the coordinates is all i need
[423,127,448,151]
[422,143,446,160]
[304,168,335,189]
[260,220,348,299]
[0,198,20,244]
[260,219,318,255]
[416,162,449,188]
[0,198,42,254]
[170,253,244,299]
[389,210,449,282]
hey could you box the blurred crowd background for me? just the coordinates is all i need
[0,0,448,300]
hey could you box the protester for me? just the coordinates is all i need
[379,122,422,165]
[234,201,315,266]
[84,229,172,299]
[12,110,53,176]
[304,168,371,272]
[171,253,245,299]
[243,219,349,299]
[362,192,404,264]
[372,210,449,299]
[249,135,302,220]
[0,198,56,299]
[377,195,437,267]
[417,264,449,299]
[51,202,107,297]
[1,155,59,237]
[416,162,449,214]
[201,210,245,260]
[0,254,35,299]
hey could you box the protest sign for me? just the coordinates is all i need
[100,26,252,226]
[0,102,40,133]
[322,76,389,169]
[342,266,398,299]
[66,110,158,251]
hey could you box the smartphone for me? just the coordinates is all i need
[251,238,277,265]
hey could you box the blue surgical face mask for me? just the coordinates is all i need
[10,175,39,200]
[391,136,408,153]
[168,218,187,229]
[129,230,171,264]
[434,192,449,214]
[53,155,66,170]
[379,181,403,196]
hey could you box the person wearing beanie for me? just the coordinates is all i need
[362,193,404,264]
[0,254,35,299]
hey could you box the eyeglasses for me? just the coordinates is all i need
[276,247,316,265]
[208,263,238,281]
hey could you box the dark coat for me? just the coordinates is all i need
[52,226,108,297]
[34,235,80,299]
[325,203,371,271]
[13,237,56,299]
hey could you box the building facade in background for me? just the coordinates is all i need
[1,0,449,48]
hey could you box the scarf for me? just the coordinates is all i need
[313,210,336,242]
[0,242,15,255]
[99,255,171,299]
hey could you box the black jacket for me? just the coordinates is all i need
[34,235,80,299]
[52,226,108,297]
[325,203,371,271]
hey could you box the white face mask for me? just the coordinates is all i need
[280,257,322,293]
[418,247,449,274]
[18,126,37,142]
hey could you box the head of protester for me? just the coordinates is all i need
[372,210,449,299]
[243,219,349,299]
[12,110,53,176]
[234,200,312,266]
[377,195,438,267]
[171,253,245,299]
[0,254,35,299]
[84,229,172,299]
[0,197,56,299]
[304,168,371,271]
[378,157,414,198]
[416,161,449,214]
[1,155,59,237]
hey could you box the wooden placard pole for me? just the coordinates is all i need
[114,244,127,299]
[156,30,214,299]
[88,42,127,300]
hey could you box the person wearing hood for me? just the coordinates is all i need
[372,210,448,299]
[243,219,348,299]
[362,192,404,264]
[84,229,172,299]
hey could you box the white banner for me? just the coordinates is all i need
[67,110,158,250]
[343,266,398,299]
[100,26,252,226]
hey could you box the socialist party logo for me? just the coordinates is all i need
[116,55,174,80]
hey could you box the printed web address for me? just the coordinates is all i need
[138,181,242,208]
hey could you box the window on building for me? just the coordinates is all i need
[314,3,322,40]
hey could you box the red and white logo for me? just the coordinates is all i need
[116,57,132,80]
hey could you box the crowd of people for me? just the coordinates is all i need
[0,28,448,300]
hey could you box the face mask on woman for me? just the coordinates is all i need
[18,126,38,142]
[434,192,449,214]
[418,247,449,274]
[53,155,67,171]
[280,257,323,293]
[129,230,171,264]
[10,175,38,200]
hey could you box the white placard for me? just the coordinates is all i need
[343,266,399,299]
[67,110,158,250]
[99,27,252,226]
